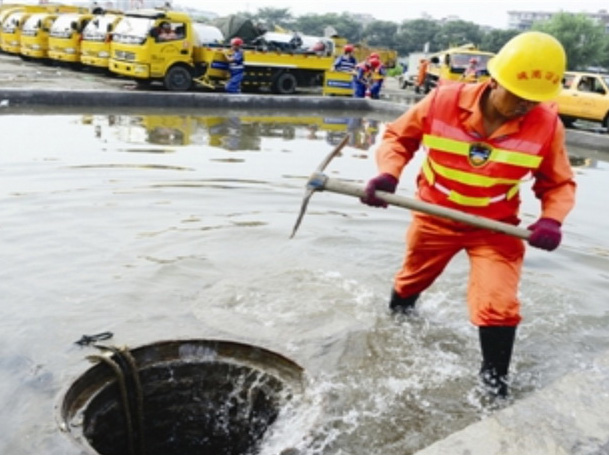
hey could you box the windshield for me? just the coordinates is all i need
[2,13,24,33]
[82,15,118,41]
[50,14,77,38]
[112,16,153,45]
[21,14,44,35]
[450,53,492,71]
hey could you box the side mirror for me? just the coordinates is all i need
[71,21,78,31]
[430,56,439,64]
[150,27,158,39]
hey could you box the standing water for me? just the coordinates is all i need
[0,111,607,455]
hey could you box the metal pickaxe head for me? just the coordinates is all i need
[289,135,350,238]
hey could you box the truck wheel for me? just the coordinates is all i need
[559,115,575,128]
[164,66,193,91]
[272,72,297,95]
[603,114,609,133]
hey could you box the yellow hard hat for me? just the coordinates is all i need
[487,31,566,102]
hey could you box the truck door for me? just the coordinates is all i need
[578,75,608,121]
[150,20,188,76]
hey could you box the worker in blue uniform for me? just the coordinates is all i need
[353,58,380,98]
[333,44,357,72]
[225,37,245,94]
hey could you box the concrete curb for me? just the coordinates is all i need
[0,88,381,112]
[414,349,609,454]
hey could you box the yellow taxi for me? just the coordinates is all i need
[555,71,609,129]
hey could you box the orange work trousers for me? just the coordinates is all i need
[394,213,525,327]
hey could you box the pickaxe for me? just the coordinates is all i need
[290,135,531,240]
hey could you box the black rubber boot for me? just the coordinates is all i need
[389,289,419,314]
[478,326,516,398]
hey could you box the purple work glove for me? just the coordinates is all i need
[360,173,398,208]
[527,218,562,251]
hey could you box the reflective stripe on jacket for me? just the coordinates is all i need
[333,54,356,72]
[419,83,558,219]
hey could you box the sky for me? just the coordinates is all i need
[173,0,607,29]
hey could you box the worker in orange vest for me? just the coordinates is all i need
[360,32,576,398]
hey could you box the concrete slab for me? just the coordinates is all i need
[414,349,609,455]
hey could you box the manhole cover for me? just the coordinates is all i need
[57,339,305,455]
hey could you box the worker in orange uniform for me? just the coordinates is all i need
[415,58,429,93]
[368,56,386,99]
[360,31,576,398]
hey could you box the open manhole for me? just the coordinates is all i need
[57,339,305,455]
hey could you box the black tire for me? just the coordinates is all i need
[272,72,297,95]
[559,115,575,128]
[603,113,609,133]
[423,75,436,94]
[164,65,193,91]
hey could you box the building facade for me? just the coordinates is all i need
[508,9,609,32]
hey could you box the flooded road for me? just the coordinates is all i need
[0,111,607,455]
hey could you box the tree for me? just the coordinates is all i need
[294,13,363,43]
[534,13,609,71]
[394,19,440,55]
[479,29,520,53]
[433,20,484,50]
[252,7,294,29]
[362,20,398,48]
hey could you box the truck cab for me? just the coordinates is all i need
[1,9,37,54]
[109,10,198,91]
[423,45,495,93]
[48,12,94,64]
[20,12,59,60]
[80,12,122,69]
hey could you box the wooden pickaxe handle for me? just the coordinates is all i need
[308,172,531,240]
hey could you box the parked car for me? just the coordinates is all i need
[556,71,609,130]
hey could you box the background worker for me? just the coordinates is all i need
[333,44,357,72]
[225,37,245,94]
[352,58,376,98]
[461,57,479,82]
[157,21,177,41]
[415,58,429,93]
[360,31,576,398]
[368,56,386,99]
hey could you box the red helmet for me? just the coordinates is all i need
[231,37,243,46]
[369,57,381,68]
[369,52,380,60]
[344,44,354,53]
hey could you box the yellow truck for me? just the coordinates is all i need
[2,5,83,56]
[109,9,336,93]
[48,11,93,65]
[555,71,609,129]
[20,11,61,60]
[80,11,122,69]
[422,44,495,93]
[1,7,47,55]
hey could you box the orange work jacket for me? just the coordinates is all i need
[375,81,576,223]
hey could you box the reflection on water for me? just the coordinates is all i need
[0,112,608,455]
[83,113,381,151]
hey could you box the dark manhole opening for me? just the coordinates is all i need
[58,339,305,455]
